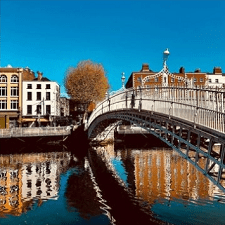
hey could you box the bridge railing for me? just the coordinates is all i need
[88,86,225,133]
[0,126,72,138]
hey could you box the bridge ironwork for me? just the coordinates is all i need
[87,85,225,192]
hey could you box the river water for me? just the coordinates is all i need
[0,141,225,225]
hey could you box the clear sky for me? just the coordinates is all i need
[1,0,225,95]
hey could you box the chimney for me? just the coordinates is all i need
[213,67,222,74]
[141,63,150,72]
[37,71,43,81]
[179,67,185,73]
[195,68,201,73]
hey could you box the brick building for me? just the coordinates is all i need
[125,63,225,89]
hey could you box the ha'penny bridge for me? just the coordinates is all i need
[87,50,225,192]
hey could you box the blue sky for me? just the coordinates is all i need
[1,0,225,95]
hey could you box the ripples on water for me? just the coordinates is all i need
[0,144,225,225]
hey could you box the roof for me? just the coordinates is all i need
[33,77,50,81]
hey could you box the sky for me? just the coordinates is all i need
[1,0,225,95]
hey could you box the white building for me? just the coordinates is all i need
[207,67,225,88]
[22,72,60,126]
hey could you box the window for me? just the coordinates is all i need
[36,105,41,114]
[0,87,7,96]
[46,92,50,100]
[0,75,7,83]
[171,78,174,83]
[27,84,32,89]
[27,92,32,100]
[11,75,19,83]
[37,84,41,89]
[164,77,167,83]
[46,105,51,115]
[155,77,158,82]
[200,78,204,82]
[27,105,32,114]
[178,77,182,82]
[0,100,7,109]
[209,79,212,83]
[137,77,142,82]
[215,79,219,83]
[37,92,41,100]
[146,78,150,82]
[11,87,19,96]
[194,78,197,82]
[46,84,50,89]
[11,100,18,109]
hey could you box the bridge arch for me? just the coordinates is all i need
[87,86,225,192]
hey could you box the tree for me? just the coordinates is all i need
[64,60,109,107]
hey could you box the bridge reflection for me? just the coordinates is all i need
[94,144,225,204]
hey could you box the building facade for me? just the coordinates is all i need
[22,72,60,127]
[125,64,225,89]
[60,97,70,117]
[0,66,35,129]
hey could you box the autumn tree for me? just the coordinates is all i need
[64,60,109,110]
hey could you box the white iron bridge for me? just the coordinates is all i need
[87,85,225,192]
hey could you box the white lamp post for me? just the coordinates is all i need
[163,48,170,67]
[121,72,125,89]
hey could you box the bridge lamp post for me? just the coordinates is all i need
[121,72,125,89]
[163,48,170,88]
[163,48,170,67]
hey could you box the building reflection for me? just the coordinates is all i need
[0,151,71,217]
[116,148,224,204]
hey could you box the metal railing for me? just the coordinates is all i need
[0,126,71,138]
[88,85,225,134]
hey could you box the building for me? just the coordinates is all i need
[22,71,60,127]
[125,63,225,89]
[0,66,35,129]
[207,67,225,88]
[60,97,70,117]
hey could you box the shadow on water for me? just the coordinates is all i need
[115,133,170,149]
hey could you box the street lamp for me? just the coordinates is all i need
[121,72,125,89]
[163,48,170,67]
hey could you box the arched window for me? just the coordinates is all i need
[0,75,7,83]
[11,75,19,83]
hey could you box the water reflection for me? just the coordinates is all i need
[65,156,109,220]
[0,146,111,225]
[0,151,71,217]
[1,142,225,225]
[107,146,225,224]
[90,145,163,225]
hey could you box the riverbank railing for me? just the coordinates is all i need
[88,85,225,134]
[0,126,72,138]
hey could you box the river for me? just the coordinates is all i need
[0,140,225,225]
